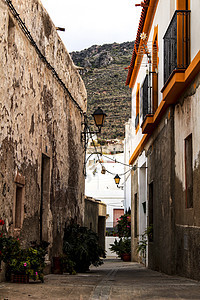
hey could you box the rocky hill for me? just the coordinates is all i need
[70,41,134,140]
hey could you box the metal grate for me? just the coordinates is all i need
[140,75,150,121]
[164,10,190,84]
[135,113,139,129]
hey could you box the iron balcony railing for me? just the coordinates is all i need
[163,10,190,84]
[140,74,153,121]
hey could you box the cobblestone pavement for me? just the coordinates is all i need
[1,259,200,300]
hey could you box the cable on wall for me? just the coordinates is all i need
[5,0,84,115]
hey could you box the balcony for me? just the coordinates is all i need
[163,10,190,84]
[140,75,153,121]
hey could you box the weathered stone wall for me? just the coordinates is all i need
[0,0,87,258]
[144,73,200,280]
[174,71,200,280]
[84,197,106,250]
[84,197,99,233]
[146,107,175,275]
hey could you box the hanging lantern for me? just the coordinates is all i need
[114,174,121,185]
[101,166,106,174]
[92,107,107,132]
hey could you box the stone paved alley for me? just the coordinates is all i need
[0,260,200,300]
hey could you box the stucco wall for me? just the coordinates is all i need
[174,72,200,280]
[0,0,87,257]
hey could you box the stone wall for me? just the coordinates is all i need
[0,0,87,259]
[84,197,106,250]
[146,107,176,275]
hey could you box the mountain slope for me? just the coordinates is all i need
[70,41,134,140]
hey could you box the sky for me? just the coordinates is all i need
[40,0,142,52]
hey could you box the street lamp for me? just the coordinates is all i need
[114,174,121,186]
[92,107,107,133]
[81,107,106,176]
[81,107,106,146]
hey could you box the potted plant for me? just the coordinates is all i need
[0,234,21,281]
[9,250,30,283]
[0,235,48,283]
[115,213,131,237]
[60,255,76,275]
[63,223,106,272]
[109,238,131,261]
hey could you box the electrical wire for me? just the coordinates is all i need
[5,0,84,115]
[86,141,133,177]
[101,154,132,168]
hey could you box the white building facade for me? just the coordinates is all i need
[85,152,125,231]
[125,0,200,279]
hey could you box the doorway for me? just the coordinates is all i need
[40,154,50,242]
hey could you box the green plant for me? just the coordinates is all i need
[146,224,153,241]
[109,238,131,258]
[0,234,21,265]
[63,223,105,272]
[137,225,153,258]
[115,213,131,237]
[60,255,76,275]
[137,234,147,258]
[0,235,48,282]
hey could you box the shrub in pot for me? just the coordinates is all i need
[110,238,131,260]
[0,235,48,282]
[63,223,105,272]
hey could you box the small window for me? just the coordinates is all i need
[185,134,193,208]
[15,185,23,228]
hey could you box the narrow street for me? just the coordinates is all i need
[1,259,200,300]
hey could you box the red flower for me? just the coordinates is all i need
[0,219,5,225]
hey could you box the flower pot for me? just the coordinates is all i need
[52,257,63,274]
[11,273,29,283]
[122,253,131,262]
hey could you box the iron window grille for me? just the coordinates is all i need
[140,74,153,122]
[135,113,139,129]
[163,10,190,84]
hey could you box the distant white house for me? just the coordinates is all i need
[85,152,126,231]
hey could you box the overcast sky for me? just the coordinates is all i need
[40,0,141,52]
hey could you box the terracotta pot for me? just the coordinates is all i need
[52,257,63,274]
[11,273,29,283]
[122,253,131,262]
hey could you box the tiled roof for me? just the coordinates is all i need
[125,0,150,86]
